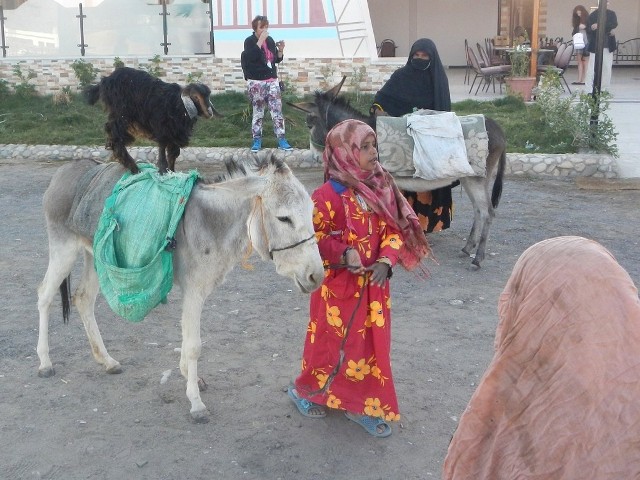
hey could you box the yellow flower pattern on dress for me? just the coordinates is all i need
[346,358,370,381]
[364,397,385,418]
[327,394,342,409]
[316,372,328,389]
[369,300,385,327]
[385,411,401,422]
[307,321,316,344]
[326,305,342,328]
[380,233,402,250]
[371,365,388,386]
[355,275,365,298]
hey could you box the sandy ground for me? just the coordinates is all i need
[1,158,639,480]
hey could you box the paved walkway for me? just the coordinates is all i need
[449,66,640,178]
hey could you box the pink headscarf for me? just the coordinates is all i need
[443,236,640,479]
[323,119,431,271]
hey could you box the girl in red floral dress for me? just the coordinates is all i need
[288,119,431,437]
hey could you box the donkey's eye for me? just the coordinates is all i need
[277,216,293,225]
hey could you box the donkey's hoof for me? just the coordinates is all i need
[190,409,210,424]
[106,364,123,374]
[38,367,55,378]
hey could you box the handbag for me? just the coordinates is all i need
[573,32,585,50]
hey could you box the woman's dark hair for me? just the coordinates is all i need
[252,15,268,31]
[572,5,588,29]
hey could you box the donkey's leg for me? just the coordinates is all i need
[37,239,80,377]
[179,288,208,423]
[75,249,122,373]
[461,177,495,267]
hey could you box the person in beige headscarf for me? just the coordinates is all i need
[443,236,640,479]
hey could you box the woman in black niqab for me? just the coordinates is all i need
[372,38,456,234]
[373,38,451,116]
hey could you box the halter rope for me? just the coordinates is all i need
[249,196,318,260]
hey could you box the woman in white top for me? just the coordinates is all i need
[571,5,590,85]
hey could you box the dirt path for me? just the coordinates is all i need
[1,158,638,480]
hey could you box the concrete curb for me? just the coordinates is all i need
[0,144,620,179]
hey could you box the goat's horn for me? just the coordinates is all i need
[181,95,198,119]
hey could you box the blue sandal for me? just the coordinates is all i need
[287,386,326,418]
[345,412,392,438]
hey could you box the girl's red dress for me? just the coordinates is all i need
[294,180,404,421]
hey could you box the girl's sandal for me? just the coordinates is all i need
[344,412,392,438]
[287,386,326,418]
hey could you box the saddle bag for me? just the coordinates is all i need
[93,163,199,322]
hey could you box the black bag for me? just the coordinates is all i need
[278,80,285,92]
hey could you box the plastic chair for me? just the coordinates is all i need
[378,39,397,57]
[476,42,491,67]
[485,37,507,65]
[467,46,512,95]
[537,42,574,93]
[464,39,472,84]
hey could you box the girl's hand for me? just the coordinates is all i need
[366,262,390,286]
[344,248,365,275]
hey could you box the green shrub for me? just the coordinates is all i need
[186,71,203,83]
[534,70,618,156]
[144,55,163,78]
[0,78,10,97]
[12,63,38,98]
[71,59,100,89]
[113,57,125,69]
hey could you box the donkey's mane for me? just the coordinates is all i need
[206,155,288,184]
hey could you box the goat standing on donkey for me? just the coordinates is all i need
[85,67,222,174]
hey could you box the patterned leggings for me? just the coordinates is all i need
[247,79,285,139]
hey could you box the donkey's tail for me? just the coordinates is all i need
[83,84,101,106]
[491,149,506,209]
[60,275,71,324]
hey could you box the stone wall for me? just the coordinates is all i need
[0,144,619,179]
[0,56,403,96]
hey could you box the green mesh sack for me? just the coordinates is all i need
[93,163,199,322]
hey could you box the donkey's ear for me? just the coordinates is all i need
[287,101,316,114]
[326,76,347,100]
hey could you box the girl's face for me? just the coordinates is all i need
[358,134,378,172]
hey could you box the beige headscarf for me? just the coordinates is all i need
[443,236,640,479]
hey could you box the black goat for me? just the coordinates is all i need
[84,67,222,174]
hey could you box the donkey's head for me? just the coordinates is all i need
[246,155,323,293]
[288,76,373,159]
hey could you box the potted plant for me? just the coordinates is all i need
[506,42,537,101]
